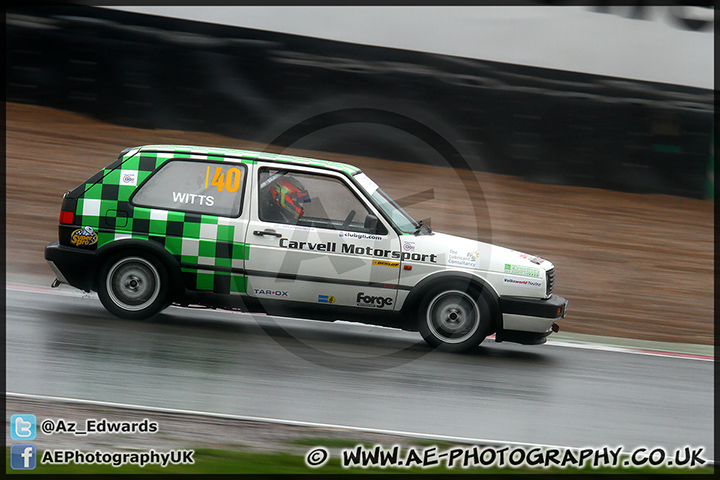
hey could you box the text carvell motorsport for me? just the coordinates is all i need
[279,238,438,263]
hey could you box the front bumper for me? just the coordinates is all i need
[496,294,568,344]
[44,241,96,291]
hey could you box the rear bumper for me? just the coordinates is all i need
[496,294,568,344]
[44,241,96,291]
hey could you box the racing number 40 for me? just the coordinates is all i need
[206,166,242,193]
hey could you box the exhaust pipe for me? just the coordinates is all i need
[551,322,560,333]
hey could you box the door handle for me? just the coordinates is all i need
[253,229,282,238]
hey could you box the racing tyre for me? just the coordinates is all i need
[97,253,169,320]
[418,281,492,352]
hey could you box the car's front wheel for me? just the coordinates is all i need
[418,282,492,352]
[97,253,169,319]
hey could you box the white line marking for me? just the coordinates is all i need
[7,391,573,449]
[6,392,714,464]
[6,283,713,361]
[546,339,713,361]
[0,392,646,460]
[6,283,93,297]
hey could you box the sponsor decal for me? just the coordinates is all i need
[517,253,545,265]
[372,259,400,268]
[120,170,137,186]
[355,173,379,195]
[273,224,316,232]
[504,277,543,288]
[504,263,541,277]
[318,295,336,304]
[172,191,215,206]
[342,243,438,263]
[402,241,415,252]
[253,289,289,297]
[447,248,480,268]
[70,226,98,247]
[338,231,382,241]
[279,238,438,263]
[280,238,336,252]
[356,292,394,308]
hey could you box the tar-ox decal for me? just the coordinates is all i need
[253,289,289,297]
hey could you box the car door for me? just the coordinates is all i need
[244,164,402,312]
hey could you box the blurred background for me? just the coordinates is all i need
[5,5,714,344]
[5,6,715,468]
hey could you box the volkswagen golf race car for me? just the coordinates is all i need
[45,145,567,352]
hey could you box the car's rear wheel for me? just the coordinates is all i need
[418,282,491,352]
[98,253,169,319]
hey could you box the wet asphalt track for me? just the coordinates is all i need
[5,285,714,454]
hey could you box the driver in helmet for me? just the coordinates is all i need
[260,172,311,223]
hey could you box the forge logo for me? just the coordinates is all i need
[356,292,393,308]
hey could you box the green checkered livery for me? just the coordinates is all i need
[71,145,362,294]
[73,147,240,294]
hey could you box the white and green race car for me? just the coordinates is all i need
[45,145,567,352]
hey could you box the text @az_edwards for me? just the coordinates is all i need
[305,444,709,469]
[40,418,158,435]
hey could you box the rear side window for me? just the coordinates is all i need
[132,160,246,217]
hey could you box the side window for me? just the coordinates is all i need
[132,160,246,217]
[258,168,387,234]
